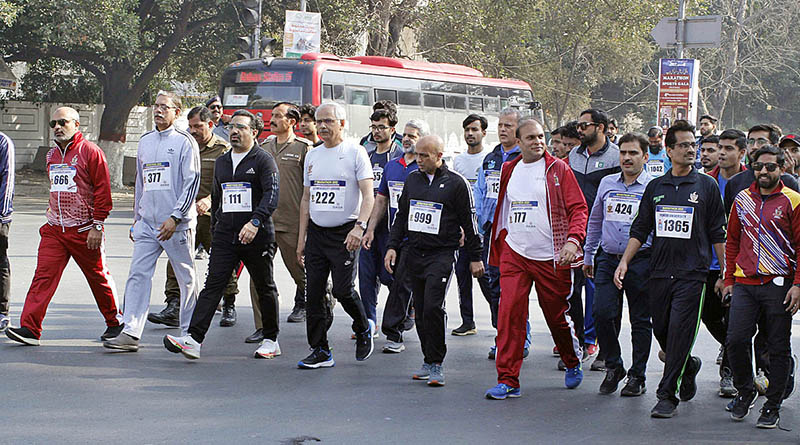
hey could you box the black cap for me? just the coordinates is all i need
[205,96,222,107]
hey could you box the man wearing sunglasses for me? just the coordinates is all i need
[614,120,727,418]
[104,91,200,352]
[6,107,123,346]
[206,96,230,142]
[724,145,800,428]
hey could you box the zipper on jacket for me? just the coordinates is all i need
[57,143,69,232]
[756,195,765,275]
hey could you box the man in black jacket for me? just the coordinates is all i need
[164,110,281,360]
[385,135,484,387]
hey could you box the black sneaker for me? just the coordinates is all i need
[557,359,566,371]
[355,320,375,361]
[650,399,677,418]
[730,391,758,421]
[245,328,264,344]
[783,354,797,400]
[147,299,180,327]
[599,367,627,395]
[6,326,40,346]
[220,305,236,327]
[679,356,702,401]
[451,322,477,336]
[100,324,124,341]
[287,307,306,323]
[620,376,647,397]
[297,347,335,369]
[756,407,780,429]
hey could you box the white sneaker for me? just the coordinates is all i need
[254,339,281,359]
[163,334,201,360]
[382,340,405,353]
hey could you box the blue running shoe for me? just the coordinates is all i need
[485,383,521,400]
[565,365,583,389]
[298,347,335,369]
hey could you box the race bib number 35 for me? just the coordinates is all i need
[605,192,642,224]
[508,201,537,232]
[222,182,252,213]
[143,162,171,191]
[372,166,383,190]
[310,180,345,212]
[486,171,501,200]
[656,205,694,239]
[49,164,77,192]
[408,200,443,235]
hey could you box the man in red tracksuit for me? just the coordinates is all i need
[5,106,122,346]
[485,119,588,399]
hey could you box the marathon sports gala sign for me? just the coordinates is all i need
[283,11,321,58]
[656,58,700,130]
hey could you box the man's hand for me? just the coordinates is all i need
[557,242,580,266]
[195,196,211,215]
[158,217,177,241]
[459,228,465,247]
[296,237,305,267]
[238,222,258,244]
[362,229,375,250]
[344,226,363,252]
[784,285,800,315]
[714,278,725,297]
[385,249,397,274]
[613,261,628,289]
[583,264,594,279]
[87,227,103,250]
[470,261,485,278]
[129,225,135,242]
[722,285,733,307]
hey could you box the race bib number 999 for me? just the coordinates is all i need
[656,205,694,239]
[310,180,345,212]
[408,200,443,235]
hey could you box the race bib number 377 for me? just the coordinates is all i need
[408,200,443,234]
[655,205,694,239]
[143,162,171,191]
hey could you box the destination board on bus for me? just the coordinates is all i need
[237,71,295,83]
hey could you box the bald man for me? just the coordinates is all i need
[6,107,122,346]
[386,135,483,387]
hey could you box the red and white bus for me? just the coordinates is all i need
[219,53,534,156]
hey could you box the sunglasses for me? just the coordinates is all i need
[49,119,74,128]
[576,122,598,130]
[208,104,222,110]
[751,162,780,172]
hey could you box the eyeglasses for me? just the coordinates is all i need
[576,122,598,130]
[751,162,780,172]
[225,123,251,131]
[153,104,177,111]
[370,125,392,131]
[673,141,698,150]
[747,137,770,147]
[49,119,74,128]
[208,104,222,110]
[301,118,315,123]
[317,118,338,125]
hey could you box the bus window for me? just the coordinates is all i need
[446,95,467,110]
[347,87,371,106]
[468,97,484,111]
[423,93,445,108]
[375,89,398,104]
[333,85,345,101]
[323,84,333,100]
[398,91,421,106]
[485,98,500,112]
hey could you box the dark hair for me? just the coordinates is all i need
[579,109,610,133]
[187,106,213,122]
[748,124,782,144]
[699,114,718,124]
[562,121,580,140]
[462,114,488,131]
[665,120,696,147]
[373,100,397,115]
[702,135,720,145]
[618,132,648,154]
[204,95,222,107]
[551,127,563,137]
[752,144,785,166]
[232,109,262,132]
[272,102,300,122]
[515,118,543,139]
[718,129,746,150]
[647,126,663,138]
[299,104,316,119]
[608,118,618,128]
[370,108,398,127]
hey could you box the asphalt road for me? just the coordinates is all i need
[1,197,799,444]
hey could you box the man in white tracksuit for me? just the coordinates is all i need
[104,91,201,351]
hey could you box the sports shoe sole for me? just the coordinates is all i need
[102,341,138,352]
[297,359,335,369]
[756,419,779,429]
[730,394,758,421]
[254,347,281,359]
[6,329,40,346]
[486,390,521,400]
[382,344,405,353]
[412,373,430,380]
[163,336,199,359]
[620,386,646,397]
[451,329,477,336]
[427,379,445,387]
[650,410,675,418]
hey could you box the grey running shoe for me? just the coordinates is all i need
[103,332,139,352]
[287,307,306,323]
[382,340,405,353]
[719,367,737,398]
[412,363,432,380]
[0,314,9,332]
[428,364,445,386]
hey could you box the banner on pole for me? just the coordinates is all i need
[283,10,321,58]
[656,58,700,129]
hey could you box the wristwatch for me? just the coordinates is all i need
[356,220,368,231]
[93,223,103,231]
[170,216,182,224]
[251,217,261,228]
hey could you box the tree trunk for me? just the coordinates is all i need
[98,75,139,189]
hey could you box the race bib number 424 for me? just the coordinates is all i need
[408,200,443,235]
[310,180,345,212]
[605,192,642,224]
[655,205,694,239]
[143,162,171,191]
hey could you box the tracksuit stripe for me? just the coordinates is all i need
[675,284,706,393]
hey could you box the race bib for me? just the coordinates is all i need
[388,180,404,210]
[508,201,537,232]
[49,164,77,192]
[605,192,642,224]
[656,205,694,239]
[408,200,443,234]
[486,170,501,200]
[222,182,252,213]
[143,162,171,191]
[646,160,666,177]
[372,165,383,190]
[310,180,345,212]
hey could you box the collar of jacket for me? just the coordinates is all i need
[53,130,86,153]
[662,166,700,185]
[491,143,520,156]
[578,137,613,156]
[748,178,786,197]
[707,163,746,180]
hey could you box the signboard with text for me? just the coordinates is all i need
[283,11,321,58]
[656,58,700,130]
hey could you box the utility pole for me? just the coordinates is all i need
[252,0,263,58]
[676,0,686,58]
[300,0,307,12]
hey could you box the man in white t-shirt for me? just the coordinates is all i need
[296,102,375,369]
[451,114,488,336]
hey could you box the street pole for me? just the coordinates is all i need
[252,0,263,58]
[676,0,686,58]
[300,0,307,12]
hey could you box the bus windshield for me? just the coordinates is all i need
[221,69,305,109]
